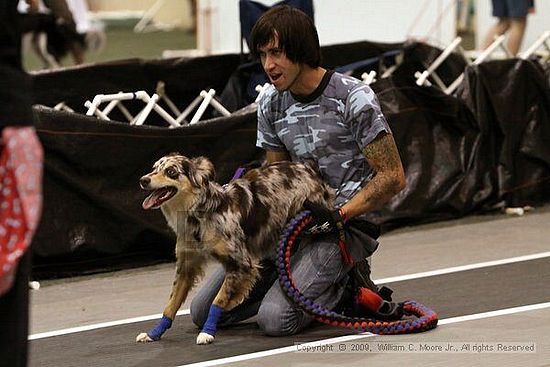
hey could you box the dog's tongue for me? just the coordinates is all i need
[142,189,168,209]
[142,193,158,209]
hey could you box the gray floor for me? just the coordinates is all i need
[29,205,550,366]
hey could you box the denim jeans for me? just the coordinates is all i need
[190,234,352,336]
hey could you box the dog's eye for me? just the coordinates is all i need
[165,167,178,179]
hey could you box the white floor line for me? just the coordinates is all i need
[28,251,550,340]
[375,251,550,284]
[28,309,190,340]
[176,302,550,367]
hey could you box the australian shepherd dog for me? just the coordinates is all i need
[136,153,334,344]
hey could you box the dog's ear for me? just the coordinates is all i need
[188,156,215,187]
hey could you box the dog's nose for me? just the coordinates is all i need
[140,176,151,188]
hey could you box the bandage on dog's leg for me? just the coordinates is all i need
[136,315,172,342]
[196,304,222,344]
[147,315,173,341]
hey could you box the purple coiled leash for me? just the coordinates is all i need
[277,210,439,334]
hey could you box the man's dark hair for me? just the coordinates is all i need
[250,5,320,68]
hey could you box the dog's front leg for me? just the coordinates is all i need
[137,249,204,342]
[196,264,259,345]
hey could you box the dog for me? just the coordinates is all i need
[136,153,335,344]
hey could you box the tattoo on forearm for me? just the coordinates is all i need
[360,133,404,211]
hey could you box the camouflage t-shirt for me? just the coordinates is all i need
[256,70,391,208]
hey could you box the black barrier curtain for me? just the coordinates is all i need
[369,75,489,230]
[32,106,262,278]
[30,43,550,278]
[458,59,550,207]
[31,54,242,121]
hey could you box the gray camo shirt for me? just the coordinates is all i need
[256,70,391,209]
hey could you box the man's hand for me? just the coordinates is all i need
[302,200,352,264]
[302,200,344,235]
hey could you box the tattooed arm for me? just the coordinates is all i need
[341,132,405,219]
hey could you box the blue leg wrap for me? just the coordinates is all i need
[147,315,172,341]
[202,304,223,336]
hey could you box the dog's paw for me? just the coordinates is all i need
[136,332,154,343]
[196,332,215,345]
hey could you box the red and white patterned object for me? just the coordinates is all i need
[0,127,43,296]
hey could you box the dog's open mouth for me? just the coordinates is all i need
[142,187,177,209]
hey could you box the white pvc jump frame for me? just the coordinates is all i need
[519,30,550,62]
[84,84,231,127]
[415,35,512,95]
[361,52,405,85]
[444,35,510,94]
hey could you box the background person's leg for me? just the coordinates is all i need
[482,17,511,49]
[506,17,527,55]
[503,0,529,55]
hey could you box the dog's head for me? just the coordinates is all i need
[139,153,215,210]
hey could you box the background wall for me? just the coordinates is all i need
[89,0,193,30]
[197,0,457,53]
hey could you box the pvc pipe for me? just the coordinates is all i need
[134,0,167,32]
[175,94,203,125]
[416,37,462,86]
[96,92,136,103]
[381,64,398,78]
[190,89,216,125]
[519,30,550,60]
[444,74,464,95]
[208,96,231,116]
[116,103,134,122]
[85,96,101,116]
[475,35,506,64]
[53,102,74,112]
[361,70,377,85]
[446,35,507,95]
[134,94,159,126]
[84,100,110,120]
[156,81,181,116]
[101,100,119,116]
[152,104,180,128]
[414,71,432,87]
[86,92,136,116]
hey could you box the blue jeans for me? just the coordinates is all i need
[190,235,352,336]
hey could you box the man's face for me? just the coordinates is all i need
[257,36,301,92]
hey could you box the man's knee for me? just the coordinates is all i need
[257,301,310,336]
[190,297,209,328]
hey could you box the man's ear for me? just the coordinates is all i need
[188,156,215,187]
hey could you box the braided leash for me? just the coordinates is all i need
[277,210,438,335]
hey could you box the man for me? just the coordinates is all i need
[191,5,405,336]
